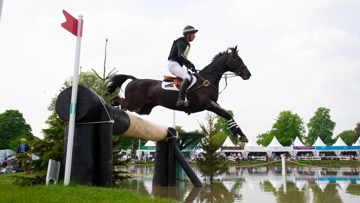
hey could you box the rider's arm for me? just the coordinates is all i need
[176,39,193,68]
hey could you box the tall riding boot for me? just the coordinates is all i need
[176,78,190,107]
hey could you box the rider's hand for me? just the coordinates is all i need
[189,63,196,72]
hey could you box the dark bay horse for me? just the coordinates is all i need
[106,46,251,142]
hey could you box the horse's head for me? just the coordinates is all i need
[226,46,251,80]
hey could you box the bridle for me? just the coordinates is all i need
[188,52,246,94]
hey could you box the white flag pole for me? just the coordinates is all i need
[0,0,4,22]
[64,14,83,186]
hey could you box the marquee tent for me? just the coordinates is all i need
[316,137,360,156]
[313,137,326,146]
[267,136,292,156]
[244,137,269,157]
[292,137,316,156]
[293,137,304,146]
[221,137,244,154]
[333,137,347,146]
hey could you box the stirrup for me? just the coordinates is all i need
[176,100,184,107]
[176,99,189,107]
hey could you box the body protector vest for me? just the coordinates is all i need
[168,37,192,68]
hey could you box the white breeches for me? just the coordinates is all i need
[167,60,191,80]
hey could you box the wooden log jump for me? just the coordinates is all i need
[55,85,202,187]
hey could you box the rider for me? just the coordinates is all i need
[167,25,198,107]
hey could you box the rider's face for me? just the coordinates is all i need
[187,33,196,42]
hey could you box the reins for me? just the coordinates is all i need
[189,53,241,94]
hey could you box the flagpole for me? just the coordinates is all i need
[64,14,83,186]
[0,0,4,22]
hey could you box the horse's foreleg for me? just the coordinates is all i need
[207,101,248,143]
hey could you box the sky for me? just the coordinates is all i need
[0,0,359,142]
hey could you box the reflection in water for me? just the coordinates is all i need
[115,165,360,203]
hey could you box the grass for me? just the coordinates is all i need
[0,174,179,203]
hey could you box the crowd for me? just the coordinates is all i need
[0,138,29,175]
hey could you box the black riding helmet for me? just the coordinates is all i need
[183,25,198,36]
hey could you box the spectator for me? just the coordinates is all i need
[16,138,30,171]
[5,162,13,174]
[16,138,30,153]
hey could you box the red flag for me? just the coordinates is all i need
[61,10,83,37]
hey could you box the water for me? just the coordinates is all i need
[115,165,360,203]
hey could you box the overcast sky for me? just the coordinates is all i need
[0,0,359,142]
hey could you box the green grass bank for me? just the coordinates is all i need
[0,174,179,203]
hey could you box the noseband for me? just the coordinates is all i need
[227,52,245,77]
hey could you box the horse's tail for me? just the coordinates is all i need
[105,74,137,93]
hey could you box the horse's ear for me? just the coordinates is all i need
[235,45,238,52]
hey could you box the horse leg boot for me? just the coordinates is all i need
[176,78,190,107]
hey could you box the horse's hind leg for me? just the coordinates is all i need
[111,96,130,111]
[111,96,121,106]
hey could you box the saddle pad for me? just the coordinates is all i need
[161,75,197,91]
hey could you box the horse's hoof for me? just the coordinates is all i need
[240,136,249,142]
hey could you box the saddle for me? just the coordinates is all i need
[163,75,194,89]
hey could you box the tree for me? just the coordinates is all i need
[334,130,357,146]
[0,110,34,149]
[115,136,146,157]
[262,110,305,146]
[214,110,233,136]
[175,125,186,133]
[355,122,360,140]
[256,131,270,146]
[196,113,228,182]
[305,107,336,146]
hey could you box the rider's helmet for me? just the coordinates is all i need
[183,25,198,36]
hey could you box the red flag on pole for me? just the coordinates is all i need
[61,9,83,37]
[61,9,84,186]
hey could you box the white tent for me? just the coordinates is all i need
[292,137,316,156]
[221,137,243,153]
[313,137,326,146]
[293,137,304,146]
[246,137,259,147]
[268,137,292,156]
[222,137,235,147]
[145,141,156,146]
[244,137,269,157]
[333,137,347,146]
[268,136,283,147]
[140,141,156,157]
[355,137,360,146]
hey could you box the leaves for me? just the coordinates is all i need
[305,107,336,145]
[258,110,305,146]
[196,113,228,182]
[0,110,34,149]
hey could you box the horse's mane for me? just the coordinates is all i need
[211,46,238,62]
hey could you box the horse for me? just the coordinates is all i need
[105,46,251,143]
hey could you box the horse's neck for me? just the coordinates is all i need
[200,54,229,85]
